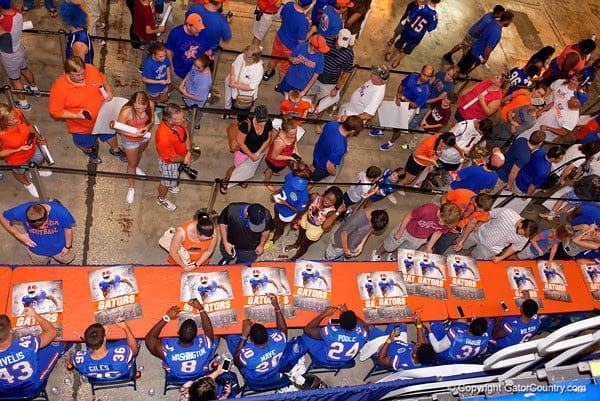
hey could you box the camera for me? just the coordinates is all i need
[254,7,263,21]
[226,11,233,18]
[178,163,198,179]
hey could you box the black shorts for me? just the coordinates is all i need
[265,159,287,173]
[405,154,427,176]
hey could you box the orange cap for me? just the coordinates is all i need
[185,13,205,31]
[310,34,330,53]
[336,0,354,7]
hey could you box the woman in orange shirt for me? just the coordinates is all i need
[395,132,456,193]
[168,211,218,270]
[0,103,50,198]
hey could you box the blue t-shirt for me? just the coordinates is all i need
[73,341,135,381]
[400,4,439,46]
[0,335,41,392]
[493,315,540,347]
[471,20,501,58]
[184,68,212,107]
[310,323,368,362]
[468,12,494,38]
[2,202,75,257]
[313,121,347,170]
[580,66,597,88]
[162,335,214,380]
[401,73,431,108]
[430,321,489,362]
[515,149,550,193]
[571,202,600,226]
[238,329,287,380]
[527,228,559,256]
[317,6,343,38]
[370,169,397,202]
[497,137,531,182]
[284,43,325,91]
[582,130,600,144]
[451,165,498,193]
[165,25,211,78]
[386,341,419,371]
[142,56,171,94]
[66,29,94,65]
[429,71,455,101]
[276,173,309,219]
[277,2,310,50]
[185,4,232,52]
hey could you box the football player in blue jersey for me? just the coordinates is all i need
[98,269,135,299]
[363,273,375,298]
[145,299,217,381]
[231,294,289,382]
[424,316,489,362]
[301,263,329,289]
[491,299,540,349]
[376,314,436,371]
[541,263,566,284]
[73,318,139,381]
[303,304,369,364]
[377,273,406,297]
[197,275,231,303]
[0,307,58,394]
[419,254,444,278]
[512,268,536,290]
[451,256,477,279]
[249,269,283,295]
[585,265,600,282]
[21,284,59,310]
[403,251,416,273]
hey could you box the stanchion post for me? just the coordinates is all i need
[28,163,48,201]
[3,85,15,107]
[211,48,221,88]
[189,105,202,155]
[58,29,68,64]
[207,179,220,214]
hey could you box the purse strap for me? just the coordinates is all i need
[550,156,586,175]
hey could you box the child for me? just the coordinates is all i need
[517,224,574,262]
[409,92,457,132]
[364,167,406,208]
[342,166,383,210]
[386,1,418,47]
[280,90,311,126]
[141,42,171,123]
[179,54,212,129]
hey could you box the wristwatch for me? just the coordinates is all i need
[162,315,170,322]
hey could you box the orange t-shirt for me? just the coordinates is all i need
[413,133,441,166]
[0,109,35,166]
[280,99,311,126]
[446,188,490,229]
[48,64,106,134]
[167,221,213,265]
[155,121,188,163]
[501,88,531,121]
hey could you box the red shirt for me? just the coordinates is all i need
[258,0,281,14]
[133,0,156,41]
[406,203,449,239]
[0,109,35,166]
[457,79,502,120]
[280,99,311,126]
[155,121,188,163]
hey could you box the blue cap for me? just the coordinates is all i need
[0,0,12,9]
[298,0,313,7]
[290,176,308,191]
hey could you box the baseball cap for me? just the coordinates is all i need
[185,13,205,31]
[298,0,313,7]
[254,105,269,122]
[0,0,12,9]
[337,28,354,48]
[290,175,308,191]
[371,65,390,81]
[311,34,330,53]
[336,0,354,7]
[247,204,267,233]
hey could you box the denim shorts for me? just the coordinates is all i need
[12,145,44,175]
[121,136,149,150]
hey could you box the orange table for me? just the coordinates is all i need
[0,266,13,315]
[572,259,600,309]
[445,260,596,319]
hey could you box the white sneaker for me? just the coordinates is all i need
[397,190,406,196]
[24,183,39,198]
[371,249,381,262]
[387,193,397,204]
[135,167,146,176]
[126,188,135,204]
[156,197,176,211]
[387,253,397,262]
[38,170,52,177]
[169,186,180,194]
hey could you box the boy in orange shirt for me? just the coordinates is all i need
[279,90,311,126]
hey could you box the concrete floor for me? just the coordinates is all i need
[1,0,599,399]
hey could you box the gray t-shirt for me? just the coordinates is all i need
[333,210,371,250]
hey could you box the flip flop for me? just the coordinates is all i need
[240,182,248,189]
[387,38,395,46]
[391,59,401,68]
[49,8,58,18]
[219,182,228,195]
[384,52,392,62]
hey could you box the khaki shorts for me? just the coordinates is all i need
[300,213,325,242]
[252,12,277,42]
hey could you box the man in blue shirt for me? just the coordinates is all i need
[457,11,514,77]
[376,317,436,371]
[495,130,546,192]
[278,34,329,95]
[312,0,353,38]
[145,300,217,382]
[570,202,600,226]
[186,0,232,55]
[491,299,540,349]
[0,201,75,264]
[424,317,489,362]
[302,304,369,364]
[374,64,432,151]
[515,146,565,195]
[312,116,363,181]
[0,307,59,395]
[165,14,211,79]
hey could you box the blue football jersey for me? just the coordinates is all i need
[387,341,418,371]
[238,329,287,381]
[402,5,439,45]
[439,322,489,362]
[312,323,368,362]
[494,315,540,347]
[73,342,134,380]
[197,281,218,296]
[21,291,48,308]
[0,335,41,392]
[98,275,122,292]
[162,335,214,380]
[249,275,269,290]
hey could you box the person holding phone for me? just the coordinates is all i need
[0,103,51,198]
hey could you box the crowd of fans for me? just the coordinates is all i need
[1,0,600,398]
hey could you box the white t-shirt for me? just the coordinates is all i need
[347,171,372,203]
[549,80,575,111]
[518,102,579,142]
[340,80,386,117]
[439,120,480,165]
[227,53,264,99]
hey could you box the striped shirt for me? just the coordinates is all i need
[477,208,528,253]
[318,37,354,85]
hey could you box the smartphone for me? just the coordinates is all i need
[329,318,340,326]
[392,326,401,337]
[457,305,465,317]
[291,153,302,162]
[82,110,92,120]
[222,359,231,372]
[500,301,509,312]
[26,132,36,145]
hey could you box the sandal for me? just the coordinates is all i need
[384,52,392,62]
[219,182,228,195]
[387,37,395,46]
[240,182,248,189]
[49,8,58,18]
[391,59,401,68]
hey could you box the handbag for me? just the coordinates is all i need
[227,120,240,153]
[234,94,254,110]
[541,156,586,190]
[158,227,192,266]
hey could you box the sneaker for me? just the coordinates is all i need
[135,167,146,176]
[38,170,52,177]
[370,249,381,262]
[264,240,275,251]
[84,150,102,164]
[24,85,41,97]
[94,39,106,46]
[369,129,384,137]
[401,144,410,150]
[397,190,406,196]
[24,183,39,198]
[386,253,397,262]
[156,197,176,211]
[380,141,394,151]
[443,52,454,65]
[126,188,135,204]
[95,22,106,29]
[387,193,397,205]
[169,186,180,194]
[109,148,127,162]
[274,84,280,92]
[263,70,275,81]
[15,102,31,112]
[138,65,144,73]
